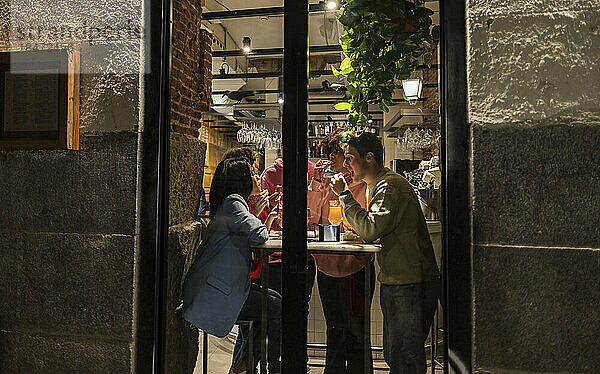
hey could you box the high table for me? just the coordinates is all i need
[253,237,381,374]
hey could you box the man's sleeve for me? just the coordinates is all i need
[340,181,405,243]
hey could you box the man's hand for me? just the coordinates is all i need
[251,190,269,217]
[265,209,278,231]
[313,159,332,182]
[331,173,349,196]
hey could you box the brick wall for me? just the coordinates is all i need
[171,0,211,137]
[169,0,212,226]
[422,52,438,111]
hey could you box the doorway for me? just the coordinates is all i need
[157,0,471,372]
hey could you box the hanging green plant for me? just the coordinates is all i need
[332,0,440,136]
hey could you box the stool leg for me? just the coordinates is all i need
[248,321,254,374]
[203,331,208,374]
[431,310,436,372]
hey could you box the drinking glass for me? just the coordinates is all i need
[328,200,343,225]
[277,207,283,229]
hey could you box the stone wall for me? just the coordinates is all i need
[0,1,146,372]
[467,0,600,372]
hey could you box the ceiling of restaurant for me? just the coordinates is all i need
[202,0,440,128]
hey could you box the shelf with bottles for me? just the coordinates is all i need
[307,121,380,138]
[308,139,325,158]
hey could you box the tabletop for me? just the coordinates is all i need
[255,237,381,254]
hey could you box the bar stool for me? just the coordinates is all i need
[202,320,255,374]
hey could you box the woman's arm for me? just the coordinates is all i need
[224,196,269,246]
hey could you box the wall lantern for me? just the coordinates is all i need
[326,1,338,10]
[402,78,423,101]
[242,37,251,53]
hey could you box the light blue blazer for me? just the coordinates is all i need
[182,194,269,337]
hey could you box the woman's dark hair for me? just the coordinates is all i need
[347,132,384,166]
[222,147,255,165]
[320,129,345,157]
[209,158,253,219]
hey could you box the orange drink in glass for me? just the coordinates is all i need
[328,201,343,225]
[277,206,283,228]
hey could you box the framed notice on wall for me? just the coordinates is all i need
[0,49,80,150]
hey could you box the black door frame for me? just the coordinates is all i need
[151,0,472,370]
[281,1,309,372]
[440,0,472,370]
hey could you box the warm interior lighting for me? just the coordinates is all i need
[402,78,423,101]
[242,36,251,53]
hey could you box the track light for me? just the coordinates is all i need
[242,36,251,53]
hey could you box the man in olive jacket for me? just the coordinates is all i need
[331,132,440,374]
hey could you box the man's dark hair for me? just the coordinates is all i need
[222,147,255,165]
[209,158,253,219]
[320,129,344,157]
[347,132,384,166]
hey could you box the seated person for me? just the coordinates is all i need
[182,158,280,373]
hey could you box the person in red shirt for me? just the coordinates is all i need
[260,149,315,292]
[260,148,316,370]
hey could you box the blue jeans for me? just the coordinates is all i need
[231,282,282,372]
[232,260,315,371]
[380,278,441,374]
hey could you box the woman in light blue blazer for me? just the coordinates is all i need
[183,157,279,373]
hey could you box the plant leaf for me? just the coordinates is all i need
[340,57,351,71]
[334,102,351,111]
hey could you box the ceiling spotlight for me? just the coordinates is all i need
[277,96,284,104]
[402,78,423,101]
[242,36,251,53]
[326,1,338,10]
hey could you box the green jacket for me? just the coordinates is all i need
[340,167,439,285]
